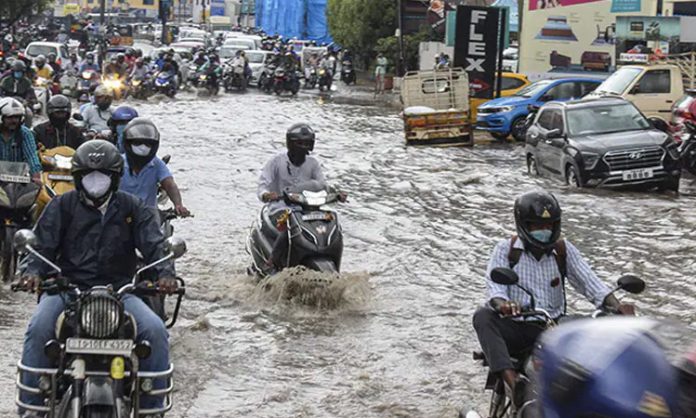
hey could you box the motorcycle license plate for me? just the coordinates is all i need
[0,174,30,183]
[622,168,654,181]
[47,174,73,181]
[302,213,329,221]
[65,338,133,355]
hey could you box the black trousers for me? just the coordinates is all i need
[472,307,546,373]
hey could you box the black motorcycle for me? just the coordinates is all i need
[304,66,318,89]
[259,65,277,93]
[14,230,187,418]
[246,182,344,278]
[318,67,333,92]
[511,105,540,142]
[341,60,356,85]
[222,61,248,92]
[678,120,696,176]
[0,161,40,282]
[464,267,645,418]
[272,67,301,96]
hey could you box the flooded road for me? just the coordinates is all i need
[2,88,696,417]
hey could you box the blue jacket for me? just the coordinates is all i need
[26,190,175,290]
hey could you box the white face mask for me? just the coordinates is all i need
[82,171,112,199]
[131,144,151,157]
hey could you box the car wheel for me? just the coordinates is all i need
[566,165,582,187]
[527,155,540,176]
[511,117,527,142]
[491,132,509,140]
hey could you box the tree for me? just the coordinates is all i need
[1,0,51,26]
[327,0,398,68]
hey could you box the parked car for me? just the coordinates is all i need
[246,50,273,86]
[222,38,256,51]
[24,42,70,65]
[525,97,681,191]
[477,77,602,141]
[470,72,530,122]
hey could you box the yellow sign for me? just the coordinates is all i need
[541,209,551,218]
[637,391,671,418]
[63,4,80,15]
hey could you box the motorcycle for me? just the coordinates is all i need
[0,162,40,282]
[223,60,248,92]
[318,67,333,92]
[340,60,356,85]
[59,71,78,98]
[511,105,540,143]
[13,230,187,418]
[259,65,277,93]
[462,267,646,418]
[304,66,318,89]
[152,71,177,98]
[677,120,696,176]
[197,70,220,96]
[35,146,76,220]
[272,67,300,96]
[77,69,99,103]
[33,77,52,116]
[246,182,344,278]
[102,73,127,100]
[129,75,152,100]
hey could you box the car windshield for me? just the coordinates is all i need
[247,52,265,63]
[27,45,57,58]
[514,80,552,97]
[567,103,651,136]
[220,47,244,58]
[595,67,642,95]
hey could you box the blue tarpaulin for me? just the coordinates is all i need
[256,0,333,44]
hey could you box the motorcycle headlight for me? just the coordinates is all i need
[80,291,123,338]
[82,71,92,79]
[582,152,600,170]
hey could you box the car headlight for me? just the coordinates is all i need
[80,292,122,338]
[582,152,600,170]
[497,106,514,113]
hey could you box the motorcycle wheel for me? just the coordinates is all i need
[274,84,283,95]
[291,82,300,95]
[487,379,511,418]
[84,405,116,418]
[0,226,15,282]
[510,117,528,142]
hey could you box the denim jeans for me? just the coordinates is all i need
[20,293,169,410]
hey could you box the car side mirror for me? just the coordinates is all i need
[616,274,645,294]
[72,112,83,121]
[490,267,519,286]
[629,85,640,95]
[547,128,563,139]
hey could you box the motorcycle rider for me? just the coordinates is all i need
[79,52,100,73]
[258,123,344,269]
[305,52,319,82]
[128,58,150,83]
[46,52,62,77]
[0,98,42,184]
[472,189,635,408]
[32,55,54,81]
[104,55,127,78]
[108,105,139,152]
[63,52,80,75]
[119,118,190,216]
[192,50,209,69]
[0,60,37,105]
[16,139,178,415]
[81,85,114,134]
[32,95,85,149]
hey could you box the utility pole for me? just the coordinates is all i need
[397,0,405,76]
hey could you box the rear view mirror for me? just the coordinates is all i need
[616,275,645,294]
[490,267,519,286]
[72,112,84,121]
[547,129,563,139]
[164,237,187,259]
[13,229,37,253]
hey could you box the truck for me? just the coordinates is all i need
[400,68,473,147]
[586,52,696,120]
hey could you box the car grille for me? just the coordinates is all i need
[603,147,664,171]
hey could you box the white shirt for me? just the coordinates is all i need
[257,151,325,213]
[485,238,611,319]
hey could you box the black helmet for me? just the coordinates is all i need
[514,190,562,252]
[286,123,315,152]
[11,60,26,72]
[71,140,124,205]
[123,117,160,168]
[46,95,72,127]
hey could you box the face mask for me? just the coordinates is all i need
[530,229,553,243]
[131,144,151,156]
[97,100,111,111]
[87,59,93,64]
[81,171,112,199]
[13,71,22,79]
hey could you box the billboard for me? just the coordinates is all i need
[453,5,504,99]
[615,16,696,63]
[518,0,658,79]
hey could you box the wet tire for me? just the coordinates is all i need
[527,155,540,176]
[491,132,509,140]
[1,227,15,282]
[511,117,528,142]
[566,165,582,187]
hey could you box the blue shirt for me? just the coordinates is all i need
[0,126,42,174]
[119,155,172,208]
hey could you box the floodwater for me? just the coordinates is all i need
[1,87,696,417]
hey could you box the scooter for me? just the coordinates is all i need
[13,230,187,418]
[223,61,247,92]
[462,267,646,418]
[304,66,318,89]
[35,146,76,220]
[678,120,696,176]
[341,60,356,85]
[246,181,344,278]
[33,77,52,116]
[0,162,40,282]
[153,71,177,98]
[318,67,332,92]
[77,69,99,102]
[272,67,301,96]
[58,71,78,98]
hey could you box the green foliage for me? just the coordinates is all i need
[1,0,51,24]
[375,28,430,74]
[327,0,397,67]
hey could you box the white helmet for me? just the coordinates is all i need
[0,98,26,123]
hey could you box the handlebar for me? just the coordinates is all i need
[12,276,185,297]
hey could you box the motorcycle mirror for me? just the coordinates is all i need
[13,229,37,253]
[490,267,519,286]
[72,112,83,121]
[616,274,645,294]
[164,236,187,259]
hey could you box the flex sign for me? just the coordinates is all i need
[454,6,502,99]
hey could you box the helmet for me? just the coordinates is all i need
[109,105,138,126]
[94,85,114,111]
[94,85,114,99]
[286,123,315,153]
[34,54,46,67]
[125,47,135,57]
[514,189,562,252]
[11,60,26,72]
[134,48,143,58]
[116,53,125,62]
[47,52,57,62]
[0,97,25,126]
[86,52,95,61]
[46,95,72,127]
[71,140,124,205]
[122,117,160,168]
[537,318,679,418]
